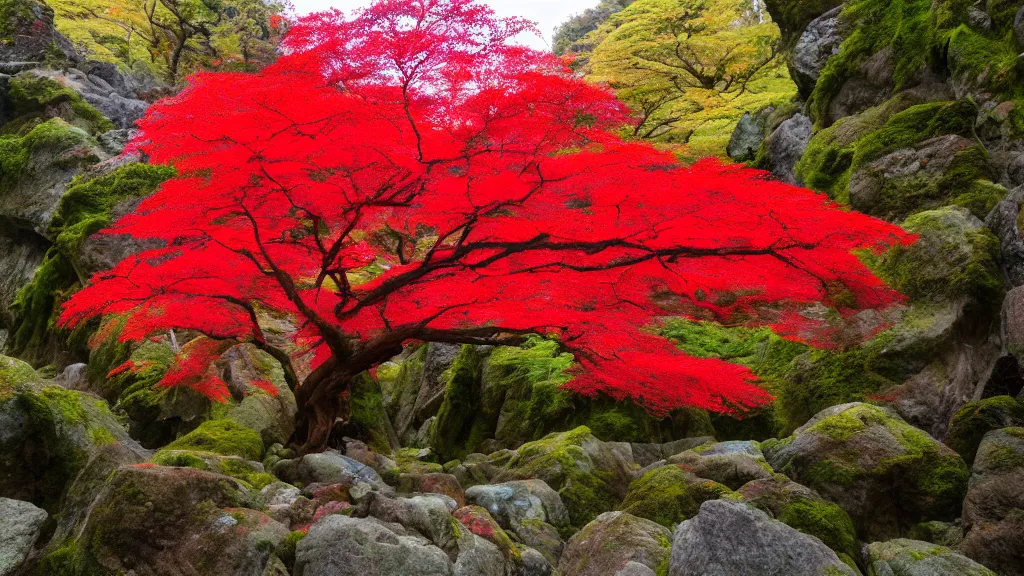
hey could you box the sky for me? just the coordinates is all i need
[288,0,598,51]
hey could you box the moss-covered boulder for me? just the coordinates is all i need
[39,464,288,575]
[796,99,980,205]
[0,356,149,510]
[0,118,103,233]
[865,538,997,576]
[959,427,1024,574]
[946,396,1024,465]
[491,426,636,531]
[865,207,1002,305]
[0,0,78,65]
[345,371,398,454]
[163,419,265,461]
[669,499,859,576]
[618,464,736,529]
[219,344,298,447]
[738,475,860,566]
[763,403,969,541]
[557,511,671,576]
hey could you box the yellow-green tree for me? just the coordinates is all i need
[50,0,285,83]
[578,0,795,156]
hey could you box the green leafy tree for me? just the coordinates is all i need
[576,0,794,154]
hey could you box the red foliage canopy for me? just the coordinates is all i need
[62,0,912,422]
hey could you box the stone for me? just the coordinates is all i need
[0,498,47,575]
[763,403,969,541]
[668,499,858,576]
[220,344,298,446]
[726,111,767,162]
[763,114,812,185]
[520,547,555,576]
[848,135,994,221]
[0,372,150,507]
[295,514,453,576]
[618,465,734,528]
[451,505,524,562]
[491,427,635,530]
[737,475,859,563]
[42,465,288,575]
[666,440,773,489]
[398,473,466,506]
[984,185,1024,287]
[465,479,569,530]
[274,449,389,491]
[1003,285,1024,358]
[452,533,508,576]
[945,396,1024,465]
[791,6,847,97]
[558,512,671,576]
[959,427,1024,575]
[0,0,79,65]
[365,493,461,555]
[866,538,996,576]
[28,68,148,130]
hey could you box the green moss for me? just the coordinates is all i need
[866,207,1002,304]
[777,499,859,562]
[53,162,175,260]
[6,73,115,135]
[151,449,277,489]
[36,538,88,576]
[347,371,395,454]
[0,355,41,399]
[431,345,485,461]
[952,180,1009,219]
[163,419,264,461]
[805,460,860,486]
[808,0,954,126]
[947,25,1023,106]
[946,396,1024,465]
[619,464,735,528]
[276,530,306,570]
[504,426,617,532]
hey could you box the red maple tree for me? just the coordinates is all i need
[61,0,913,450]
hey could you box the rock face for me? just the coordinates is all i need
[959,427,1024,575]
[0,497,47,575]
[0,0,78,66]
[726,109,771,162]
[866,539,997,576]
[465,479,569,530]
[985,186,1024,287]
[762,114,812,184]
[668,499,857,576]
[763,403,969,541]
[558,512,671,576]
[791,6,847,97]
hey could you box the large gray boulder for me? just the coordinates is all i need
[295,515,453,576]
[959,427,1024,575]
[0,0,78,66]
[865,539,996,576]
[791,6,848,97]
[465,479,569,530]
[558,512,671,576]
[0,498,47,575]
[1014,6,1024,50]
[668,500,858,576]
[763,403,969,541]
[665,440,773,490]
[273,449,389,491]
[726,109,770,162]
[763,114,812,185]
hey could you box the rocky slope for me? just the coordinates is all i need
[2,0,1024,575]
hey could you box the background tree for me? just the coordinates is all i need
[551,0,633,56]
[49,0,286,83]
[61,0,912,452]
[573,0,793,155]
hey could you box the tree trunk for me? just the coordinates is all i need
[291,367,351,455]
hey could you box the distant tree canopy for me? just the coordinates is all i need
[50,0,286,83]
[563,0,794,155]
[551,0,633,56]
